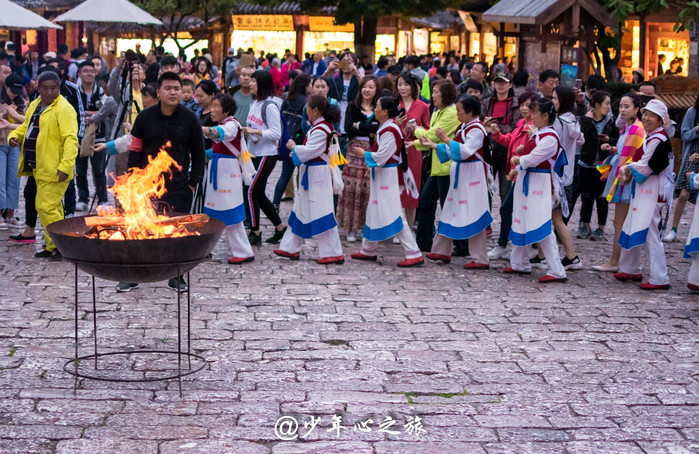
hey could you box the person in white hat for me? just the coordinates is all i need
[614,99,673,290]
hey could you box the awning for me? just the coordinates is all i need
[482,0,613,27]
[656,93,697,111]
[0,0,62,30]
[54,0,163,25]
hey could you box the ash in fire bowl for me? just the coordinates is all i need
[47,146,224,283]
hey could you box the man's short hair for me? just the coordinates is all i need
[78,60,95,71]
[157,71,182,89]
[404,55,420,67]
[37,70,61,85]
[639,81,657,94]
[587,74,606,91]
[47,58,67,73]
[160,55,179,68]
[377,56,388,69]
[539,69,560,83]
[57,43,68,55]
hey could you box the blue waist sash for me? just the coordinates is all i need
[301,160,326,191]
[209,153,237,191]
[522,167,549,196]
[371,161,399,180]
[453,157,480,189]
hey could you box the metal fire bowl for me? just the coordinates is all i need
[46,214,224,283]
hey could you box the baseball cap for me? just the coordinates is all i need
[493,71,511,83]
[43,51,57,60]
[5,72,24,95]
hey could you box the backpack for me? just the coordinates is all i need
[260,99,292,161]
[281,98,304,142]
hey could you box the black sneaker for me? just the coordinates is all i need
[167,276,188,293]
[561,255,583,270]
[529,255,548,270]
[34,249,53,258]
[265,227,287,244]
[248,232,262,246]
[49,250,62,261]
[116,282,140,293]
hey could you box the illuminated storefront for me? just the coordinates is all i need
[232,15,296,57]
[619,18,690,81]
[303,16,353,54]
[116,36,208,61]
[413,29,428,55]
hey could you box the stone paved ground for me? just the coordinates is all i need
[0,174,698,454]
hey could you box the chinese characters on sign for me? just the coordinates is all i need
[274,414,426,440]
[232,15,294,31]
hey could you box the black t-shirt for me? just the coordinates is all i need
[128,102,205,191]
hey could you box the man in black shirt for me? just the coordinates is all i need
[121,72,205,293]
[128,72,205,214]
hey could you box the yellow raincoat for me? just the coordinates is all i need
[9,95,78,251]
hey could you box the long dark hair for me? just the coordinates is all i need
[308,94,341,125]
[251,70,274,100]
[354,75,379,109]
[553,86,575,115]
[396,73,419,100]
[287,73,312,102]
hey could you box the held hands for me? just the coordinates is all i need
[91,143,108,154]
[434,127,449,143]
[418,135,436,149]
[618,164,632,185]
[352,146,365,158]
[8,137,19,147]
[242,127,261,137]
[286,138,296,150]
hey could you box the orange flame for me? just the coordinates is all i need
[97,142,193,240]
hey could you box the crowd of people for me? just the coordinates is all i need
[1,41,698,292]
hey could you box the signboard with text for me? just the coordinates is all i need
[232,15,294,31]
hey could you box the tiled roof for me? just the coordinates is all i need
[233,1,336,15]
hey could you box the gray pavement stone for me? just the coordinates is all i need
[1,170,697,452]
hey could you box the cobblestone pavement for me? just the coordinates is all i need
[0,176,698,454]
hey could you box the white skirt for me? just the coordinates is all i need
[288,162,337,239]
[510,168,553,247]
[437,160,492,239]
[619,175,659,250]
[203,154,246,225]
[363,164,404,241]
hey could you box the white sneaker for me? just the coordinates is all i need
[392,236,400,244]
[346,232,357,243]
[0,220,7,231]
[663,230,676,243]
[75,201,88,211]
[487,245,508,260]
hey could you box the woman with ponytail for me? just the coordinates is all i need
[350,96,423,267]
[506,98,568,283]
[419,95,492,269]
[273,95,345,264]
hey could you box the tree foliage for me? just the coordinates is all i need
[134,0,238,51]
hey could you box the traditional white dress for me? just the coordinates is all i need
[204,116,254,259]
[685,173,699,287]
[278,117,343,259]
[618,127,671,285]
[358,119,421,260]
[508,126,566,278]
[430,119,491,264]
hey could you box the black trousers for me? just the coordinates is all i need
[24,176,37,228]
[247,156,282,230]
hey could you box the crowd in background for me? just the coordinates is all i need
[1,39,698,290]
